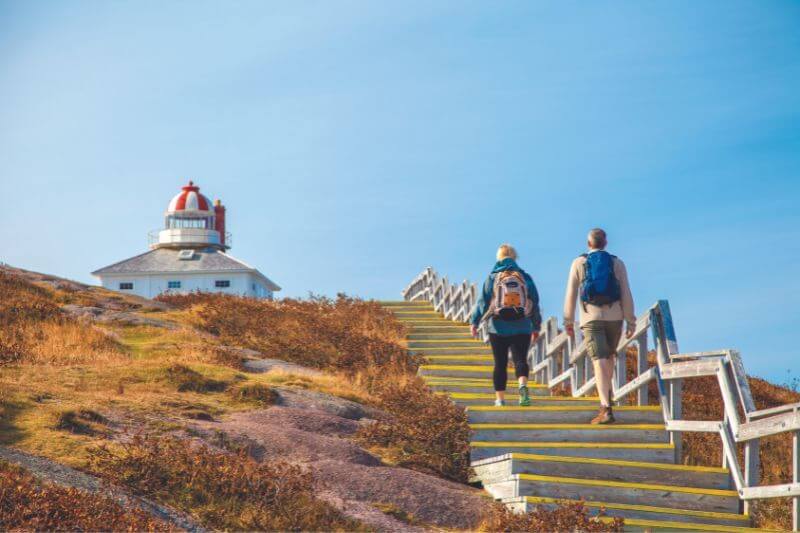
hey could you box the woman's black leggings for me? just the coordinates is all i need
[489,333,531,391]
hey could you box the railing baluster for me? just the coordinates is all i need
[794,431,799,532]
[744,439,760,516]
[637,334,648,406]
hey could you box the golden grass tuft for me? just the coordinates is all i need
[88,434,361,531]
[0,459,172,531]
[479,501,624,532]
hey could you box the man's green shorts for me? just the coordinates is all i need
[581,320,623,360]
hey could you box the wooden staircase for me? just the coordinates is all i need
[381,300,759,532]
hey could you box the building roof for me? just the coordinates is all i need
[92,248,281,291]
[167,181,213,213]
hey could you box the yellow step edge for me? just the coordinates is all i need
[508,452,728,473]
[516,473,738,497]
[424,355,494,360]
[446,392,599,401]
[421,365,495,371]
[602,516,765,532]
[424,375,542,382]
[439,391,522,398]
[471,442,674,449]
[408,339,486,344]
[426,380,548,389]
[468,405,661,412]
[406,321,469,331]
[522,496,748,522]
[416,350,492,355]
[405,322,470,326]
[421,354,493,359]
[470,423,665,430]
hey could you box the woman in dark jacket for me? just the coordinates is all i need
[470,244,542,406]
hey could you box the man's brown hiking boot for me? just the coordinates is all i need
[591,406,615,425]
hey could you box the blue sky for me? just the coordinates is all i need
[1,1,799,382]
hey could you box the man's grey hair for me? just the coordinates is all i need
[587,228,608,249]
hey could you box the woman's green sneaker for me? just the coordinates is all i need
[518,385,531,406]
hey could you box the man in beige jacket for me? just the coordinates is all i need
[563,228,635,424]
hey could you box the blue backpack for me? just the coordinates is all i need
[580,251,621,307]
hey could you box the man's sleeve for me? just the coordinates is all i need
[615,258,636,328]
[563,258,580,327]
[470,276,492,326]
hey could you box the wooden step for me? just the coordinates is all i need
[414,346,492,356]
[398,319,469,326]
[379,301,431,307]
[424,355,495,365]
[392,312,444,320]
[467,405,663,424]
[503,496,750,528]
[408,339,486,348]
[470,441,676,463]
[424,377,550,395]
[408,332,472,340]
[406,325,472,333]
[470,423,669,443]
[473,453,731,490]
[420,364,499,378]
[444,392,599,406]
[609,517,765,532]
[484,473,740,513]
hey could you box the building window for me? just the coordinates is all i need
[215,280,230,288]
[168,281,181,289]
[119,282,134,290]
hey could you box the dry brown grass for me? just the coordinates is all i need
[0,271,125,365]
[0,459,172,531]
[480,501,624,532]
[157,292,473,482]
[89,434,361,531]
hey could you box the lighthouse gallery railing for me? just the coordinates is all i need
[402,266,800,531]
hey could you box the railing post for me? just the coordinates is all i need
[637,334,649,406]
[794,431,799,532]
[614,345,626,404]
[743,439,760,516]
[653,300,681,462]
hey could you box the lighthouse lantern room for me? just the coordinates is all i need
[92,181,280,299]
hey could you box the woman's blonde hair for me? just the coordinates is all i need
[496,244,517,261]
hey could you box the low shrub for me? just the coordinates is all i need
[480,501,624,532]
[229,382,278,406]
[54,408,109,436]
[356,376,472,483]
[165,364,228,393]
[88,434,361,531]
[0,459,170,531]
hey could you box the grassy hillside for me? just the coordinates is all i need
[1,265,795,531]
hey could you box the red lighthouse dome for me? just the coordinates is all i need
[167,181,213,213]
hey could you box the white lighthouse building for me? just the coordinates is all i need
[92,181,280,299]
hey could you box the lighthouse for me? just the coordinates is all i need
[92,181,280,299]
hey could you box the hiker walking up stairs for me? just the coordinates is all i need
[379,299,758,532]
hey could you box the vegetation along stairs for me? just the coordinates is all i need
[381,300,759,532]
